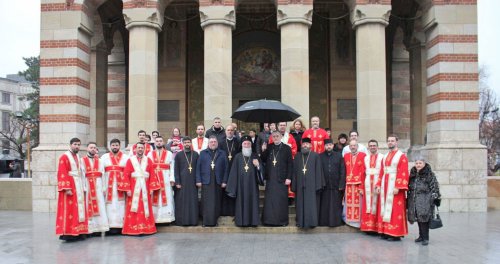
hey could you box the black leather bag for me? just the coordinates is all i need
[430,206,443,229]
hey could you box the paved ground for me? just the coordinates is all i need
[0,211,499,264]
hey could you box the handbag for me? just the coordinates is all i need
[430,206,443,229]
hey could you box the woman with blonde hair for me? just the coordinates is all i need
[290,118,305,152]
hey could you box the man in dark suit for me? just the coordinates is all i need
[196,136,229,226]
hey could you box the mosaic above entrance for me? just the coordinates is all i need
[233,47,280,86]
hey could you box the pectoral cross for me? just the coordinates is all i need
[188,166,192,173]
[244,165,249,172]
[228,154,232,161]
[302,168,307,175]
[272,159,277,167]
[211,161,215,170]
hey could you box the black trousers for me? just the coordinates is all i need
[418,221,430,240]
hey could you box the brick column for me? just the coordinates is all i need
[408,36,427,147]
[420,1,486,212]
[123,1,163,143]
[277,0,313,127]
[35,1,96,212]
[391,29,411,149]
[107,31,127,144]
[89,44,108,148]
[350,3,391,143]
[199,0,235,127]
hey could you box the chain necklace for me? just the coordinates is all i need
[301,151,311,175]
[271,143,282,167]
[226,138,235,161]
[183,150,193,173]
[243,155,250,172]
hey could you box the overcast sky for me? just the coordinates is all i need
[0,0,498,97]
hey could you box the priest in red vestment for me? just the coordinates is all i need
[302,116,329,154]
[56,138,88,241]
[130,130,152,156]
[120,142,160,235]
[343,139,366,228]
[376,134,409,241]
[360,139,384,233]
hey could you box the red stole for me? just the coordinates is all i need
[82,156,102,217]
[132,143,152,156]
[151,150,170,206]
[344,152,366,222]
[104,152,125,203]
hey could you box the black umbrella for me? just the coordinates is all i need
[231,99,301,123]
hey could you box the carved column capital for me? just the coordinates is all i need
[123,5,163,31]
[277,4,313,28]
[199,4,236,29]
[350,4,391,28]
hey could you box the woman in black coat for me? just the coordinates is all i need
[407,158,441,246]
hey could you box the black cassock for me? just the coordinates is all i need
[219,137,241,216]
[261,143,293,226]
[226,153,262,227]
[318,150,346,227]
[174,150,199,226]
[292,151,325,228]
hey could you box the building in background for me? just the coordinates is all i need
[35,0,485,213]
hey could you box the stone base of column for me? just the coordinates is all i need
[31,146,69,212]
[420,144,487,212]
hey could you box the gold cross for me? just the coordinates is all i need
[302,168,307,175]
[211,161,215,170]
[272,159,277,167]
[244,165,249,172]
[228,155,232,161]
[188,166,192,173]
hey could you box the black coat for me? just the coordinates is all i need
[407,164,441,223]
[205,126,225,142]
[290,130,304,152]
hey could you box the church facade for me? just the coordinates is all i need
[34,0,485,213]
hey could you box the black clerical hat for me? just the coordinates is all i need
[241,135,252,143]
[302,138,311,143]
[324,139,333,145]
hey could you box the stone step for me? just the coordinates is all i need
[258,205,296,214]
[157,221,357,234]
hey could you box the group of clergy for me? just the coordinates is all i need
[56,116,409,242]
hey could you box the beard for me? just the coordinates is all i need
[156,145,163,149]
[388,145,395,150]
[71,149,79,154]
[184,146,191,152]
[302,147,310,154]
[242,147,252,157]
[111,148,119,154]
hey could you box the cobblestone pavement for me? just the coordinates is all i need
[0,211,499,264]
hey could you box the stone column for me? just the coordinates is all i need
[350,4,391,143]
[277,2,313,128]
[35,1,95,212]
[199,2,235,127]
[420,2,486,212]
[123,7,163,143]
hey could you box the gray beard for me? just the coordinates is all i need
[242,148,252,157]
[302,148,310,154]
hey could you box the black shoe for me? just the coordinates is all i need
[380,235,388,240]
[422,240,429,246]
[386,236,401,241]
[415,237,424,243]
